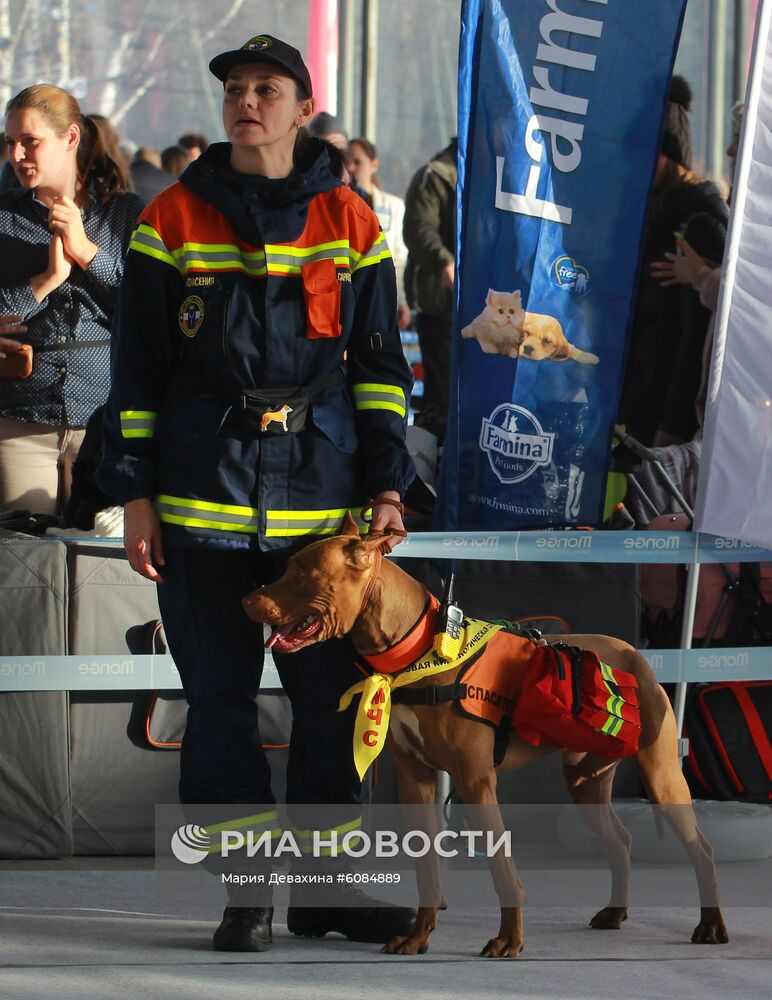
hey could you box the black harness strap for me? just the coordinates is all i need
[391,682,468,706]
[549,641,584,716]
[493,718,510,766]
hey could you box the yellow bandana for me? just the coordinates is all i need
[338,619,504,779]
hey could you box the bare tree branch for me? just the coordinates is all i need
[201,0,247,45]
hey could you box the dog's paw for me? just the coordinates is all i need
[381,934,430,955]
[479,936,524,958]
[589,906,628,930]
[691,908,729,944]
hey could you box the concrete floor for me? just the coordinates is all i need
[1,857,770,1000]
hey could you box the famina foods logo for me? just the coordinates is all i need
[480,404,554,485]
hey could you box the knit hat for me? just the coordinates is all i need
[660,74,693,169]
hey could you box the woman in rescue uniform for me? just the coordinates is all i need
[98,34,415,952]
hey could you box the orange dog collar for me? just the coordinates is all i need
[362,593,441,674]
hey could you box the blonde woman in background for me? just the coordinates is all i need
[349,137,411,329]
[0,84,142,515]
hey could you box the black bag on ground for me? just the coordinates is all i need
[685,681,772,803]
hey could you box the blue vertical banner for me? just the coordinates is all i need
[439,0,687,530]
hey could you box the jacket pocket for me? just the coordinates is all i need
[302,260,342,339]
[311,397,359,454]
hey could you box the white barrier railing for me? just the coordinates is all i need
[1,531,770,692]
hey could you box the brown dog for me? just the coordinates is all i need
[243,518,728,957]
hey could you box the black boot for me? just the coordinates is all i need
[287,886,415,943]
[213,906,273,952]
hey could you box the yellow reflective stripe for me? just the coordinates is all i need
[159,513,259,534]
[353,383,405,399]
[205,810,280,836]
[351,232,392,272]
[352,382,407,418]
[267,507,349,519]
[129,224,178,269]
[265,507,368,538]
[265,240,350,261]
[601,715,624,737]
[156,494,260,534]
[172,243,267,276]
[600,662,627,721]
[203,810,282,853]
[153,497,368,537]
[355,400,407,417]
[120,409,157,440]
[172,241,264,256]
[163,239,354,277]
[157,494,258,517]
[291,817,363,856]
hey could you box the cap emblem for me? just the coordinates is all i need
[243,35,273,51]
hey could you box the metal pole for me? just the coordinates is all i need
[707,0,729,177]
[734,0,752,101]
[673,559,700,764]
[361,0,379,142]
[338,0,357,137]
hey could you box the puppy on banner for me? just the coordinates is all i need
[439,0,688,530]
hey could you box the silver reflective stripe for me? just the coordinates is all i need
[120,410,157,439]
[352,383,407,417]
[352,233,392,271]
[129,225,177,268]
[173,247,266,273]
[155,495,260,533]
[265,246,351,268]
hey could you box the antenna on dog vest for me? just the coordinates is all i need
[433,572,465,662]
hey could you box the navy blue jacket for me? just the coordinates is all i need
[98,141,414,549]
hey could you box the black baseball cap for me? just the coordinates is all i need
[209,34,313,98]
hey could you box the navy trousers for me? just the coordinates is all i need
[156,545,363,812]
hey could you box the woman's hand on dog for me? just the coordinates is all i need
[123,498,166,583]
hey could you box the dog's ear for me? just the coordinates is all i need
[364,530,401,555]
[343,538,374,571]
[513,289,522,307]
[339,511,361,538]
[552,342,570,360]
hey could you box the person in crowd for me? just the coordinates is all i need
[160,144,188,178]
[403,136,457,443]
[617,76,728,447]
[119,139,138,171]
[306,111,348,150]
[349,137,411,329]
[0,131,19,194]
[86,114,127,181]
[0,84,143,515]
[177,131,209,162]
[650,101,744,434]
[98,33,415,953]
[130,146,176,203]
